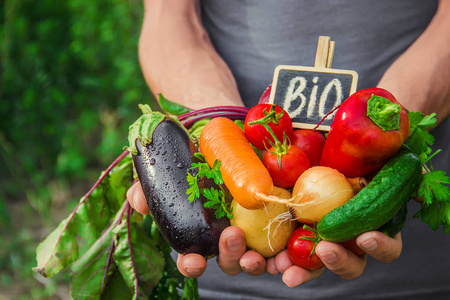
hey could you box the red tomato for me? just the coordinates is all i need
[244,104,293,150]
[340,238,365,256]
[262,145,310,188]
[287,227,324,270]
[258,84,272,104]
[290,129,325,166]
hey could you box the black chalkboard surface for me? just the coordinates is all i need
[269,65,358,131]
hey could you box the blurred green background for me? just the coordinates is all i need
[0,0,156,298]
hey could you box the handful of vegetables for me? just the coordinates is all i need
[33,89,450,298]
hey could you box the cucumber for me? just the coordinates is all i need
[377,204,408,238]
[317,149,422,242]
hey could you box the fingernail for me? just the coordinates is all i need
[185,267,202,276]
[320,251,337,264]
[132,192,140,208]
[226,236,243,251]
[361,238,378,251]
[242,262,259,273]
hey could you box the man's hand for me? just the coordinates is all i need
[126,181,266,277]
[127,181,403,286]
[272,231,402,287]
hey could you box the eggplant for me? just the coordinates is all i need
[128,107,229,258]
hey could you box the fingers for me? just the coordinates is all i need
[126,181,150,215]
[266,256,278,275]
[216,226,247,275]
[315,241,367,280]
[282,266,324,287]
[217,226,266,276]
[239,250,266,275]
[177,253,207,278]
[313,231,402,281]
[357,231,403,263]
[274,249,292,273]
[273,249,324,287]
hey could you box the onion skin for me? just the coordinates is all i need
[291,166,356,224]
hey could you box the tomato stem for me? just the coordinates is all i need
[248,105,292,169]
[247,105,284,126]
[302,223,322,258]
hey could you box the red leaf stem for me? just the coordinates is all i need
[181,111,247,128]
[314,105,341,130]
[178,106,250,121]
[126,203,140,297]
[101,239,116,293]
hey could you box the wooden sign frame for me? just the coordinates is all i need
[268,36,358,131]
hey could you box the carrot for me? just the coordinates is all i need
[199,117,274,209]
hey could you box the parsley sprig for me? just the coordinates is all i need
[186,153,233,219]
[404,111,450,233]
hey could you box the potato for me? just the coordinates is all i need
[230,187,296,258]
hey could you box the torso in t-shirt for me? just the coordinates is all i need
[195,1,450,299]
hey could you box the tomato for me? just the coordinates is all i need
[258,84,272,104]
[287,227,324,270]
[262,145,310,188]
[290,129,325,166]
[244,104,293,150]
[340,238,365,256]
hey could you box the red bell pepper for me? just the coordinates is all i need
[319,88,410,178]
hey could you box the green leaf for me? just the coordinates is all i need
[408,111,427,127]
[33,217,79,278]
[405,111,437,159]
[415,202,440,231]
[113,213,165,299]
[208,160,224,185]
[201,188,230,219]
[186,173,200,202]
[33,153,133,278]
[440,202,450,233]
[181,277,200,300]
[416,112,437,128]
[105,156,134,212]
[157,94,192,116]
[186,154,232,219]
[70,224,117,300]
[74,186,113,254]
[100,271,133,300]
[406,127,434,158]
[419,171,450,205]
[189,118,210,140]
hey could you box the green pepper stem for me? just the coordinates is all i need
[367,95,402,131]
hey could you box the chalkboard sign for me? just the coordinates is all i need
[268,65,358,131]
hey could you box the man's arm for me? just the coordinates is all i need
[139,0,244,109]
[378,0,450,125]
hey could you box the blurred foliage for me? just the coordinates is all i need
[0,0,156,298]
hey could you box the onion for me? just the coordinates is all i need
[256,166,366,224]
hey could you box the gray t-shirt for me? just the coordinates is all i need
[196,1,450,299]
